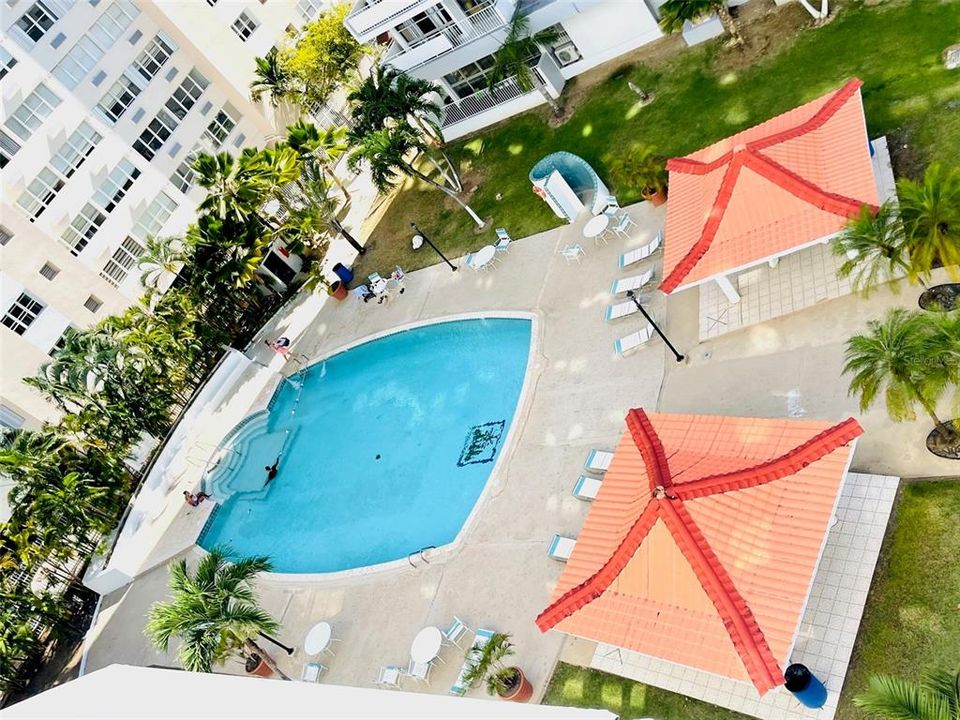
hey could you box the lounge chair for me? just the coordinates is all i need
[610,267,655,295]
[368,272,384,284]
[602,195,620,217]
[375,665,403,689]
[407,659,432,684]
[352,284,372,301]
[585,449,614,473]
[618,230,663,268]
[560,243,585,263]
[615,324,655,357]
[573,475,602,500]
[450,628,495,696]
[611,212,639,239]
[301,662,327,683]
[495,228,511,252]
[604,300,639,322]
[548,534,576,561]
[442,616,471,649]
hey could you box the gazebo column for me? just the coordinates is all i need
[715,274,741,304]
[768,257,780,269]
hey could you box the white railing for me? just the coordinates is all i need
[346,0,425,38]
[440,76,529,128]
[384,3,507,72]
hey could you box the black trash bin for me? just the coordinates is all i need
[332,263,354,288]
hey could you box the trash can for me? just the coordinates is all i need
[784,663,827,709]
[332,263,354,287]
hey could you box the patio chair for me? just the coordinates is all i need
[368,272,384,284]
[611,212,639,239]
[573,475,602,501]
[560,243,585,263]
[388,266,407,291]
[615,323,655,357]
[442,616,471,649]
[495,228,512,253]
[375,665,403,689]
[610,267,655,295]
[584,449,614,474]
[548,534,577,561]
[451,628,495,696]
[407,659,432,684]
[618,230,663,268]
[352,284,372,302]
[301,662,327,683]
[604,300,639,322]
[602,196,620,217]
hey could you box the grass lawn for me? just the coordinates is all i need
[354,0,960,277]
[541,479,960,720]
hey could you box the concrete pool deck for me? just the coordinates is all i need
[82,199,955,709]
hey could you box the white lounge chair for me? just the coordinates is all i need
[407,659,432,684]
[450,628,494,695]
[495,228,511,252]
[604,300,639,322]
[610,267,655,295]
[615,324,655,356]
[442,616,471,649]
[585,449,613,473]
[560,243,585,263]
[602,195,620,217]
[611,212,639,239]
[301,662,327,683]
[376,665,403,689]
[619,230,663,268]
[573,475,602,500]
[548,534,576,561]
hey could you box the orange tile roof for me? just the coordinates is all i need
[659,79,880,293]
[536,410,862,694]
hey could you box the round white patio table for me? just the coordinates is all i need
[469,244,497,270]
[304,621,333,656]
[582,214,610,239]
[410,626,443,664]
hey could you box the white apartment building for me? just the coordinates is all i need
[0,0,330,432]
[344,0,668,139]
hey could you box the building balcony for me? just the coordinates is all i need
[345,0,431,41]
[440,75,531,129]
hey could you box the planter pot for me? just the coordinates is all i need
[644,190,667,207]
[498,667,533,703]
[245,653,274,678]
[918,283,960,312]
[926,419,960,460]
[329,280,349,301]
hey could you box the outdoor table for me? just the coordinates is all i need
[410,626,443,664]
[582,214,610,239]
[469,244,497,270]
[304,621,333,656]
[371,278,389,296]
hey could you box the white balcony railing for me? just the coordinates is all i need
[440,75,530,128]
[346,0,425,39]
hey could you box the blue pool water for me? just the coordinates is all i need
[199,318,531,573]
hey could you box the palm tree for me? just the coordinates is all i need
[391,71,445,146]
[285,120,352,203]
[283,159,364,255]
[348,125,485,227]
[250,47,294,107]
[487,11,561,115]
[897,163,960,279]
[611,143,668,200]
[138,235,190,291]
[854,669,960,720]
[146,549,288,678]
[843,308,957,444]
[834,202,915,295]
[658,0,744,47]
[193,150,276,229]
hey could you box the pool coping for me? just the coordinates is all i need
[196,310,544,586]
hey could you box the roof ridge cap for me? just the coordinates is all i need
[626,408,673,491]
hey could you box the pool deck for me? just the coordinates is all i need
[81,197,957,709]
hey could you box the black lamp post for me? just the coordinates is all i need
[258,631,295,656]
[626,290,684,363]
[410,222,457,272]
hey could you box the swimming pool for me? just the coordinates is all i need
[198,318,532,574]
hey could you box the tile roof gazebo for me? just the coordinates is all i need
[659,79,879,304]
[536,410,863,695]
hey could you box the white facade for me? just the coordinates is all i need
[0,0,329,430]
[345,0,664,139]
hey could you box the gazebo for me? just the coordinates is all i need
[659,79,881,320]
[537,409,863,695]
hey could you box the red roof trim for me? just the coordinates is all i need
[535,503,660,632]
[626,408,673,492]
[675,417,863,500]
[659,500,783,694]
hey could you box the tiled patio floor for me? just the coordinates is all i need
[588,472,900,720]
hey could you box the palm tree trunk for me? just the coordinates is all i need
[715,3,745,46]
[331,219,365,255]
[323,165,352,204]
[908,379,956,441]
[423,152,461,192]
[244,638,290,680]
[408,166,485,228]
[435,148,462,192]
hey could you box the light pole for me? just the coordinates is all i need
[626,290,684,363]
[411,222,457,272]
[258,631,295,656]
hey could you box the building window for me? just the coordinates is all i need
[231,11,259,41]
[443,55,499,100]
[96,74,142,122]
[17,122,101,219]
[39,261,60,280]
[0,46,17,80]
[49,326,74,356]
[100,236,145,287]
[132,32,176,83]
[171,150,199,194]
[18,168,63,220]
[2,292,45,335]
[133,108,178,160]
[88,1,139,46]
[61,203,106,255]
[4,83,61,141]
[130,192,177,240]
[203,105,238,147]
[15,2,59,44]
[296,0,324,20]
[0,404,26,429]
[165,69,208,120]
[84,295,103,313]
[91,158,141,213]
[0,130,20,168]
[50,122,101,179]
[0,225,12,246]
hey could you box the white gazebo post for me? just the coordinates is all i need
[768,257,780,269]
[715,274,741,304]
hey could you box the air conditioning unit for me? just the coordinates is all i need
[553,41,581,67]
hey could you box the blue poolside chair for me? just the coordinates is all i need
[584,449,614,473]
[573,475,602,500]
[450,628,495,696]
[495,228,512,253]
[548,534,576,561]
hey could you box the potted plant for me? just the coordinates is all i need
[461,632,533,703]
[301,261,348,300]
[613,144,668,206]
